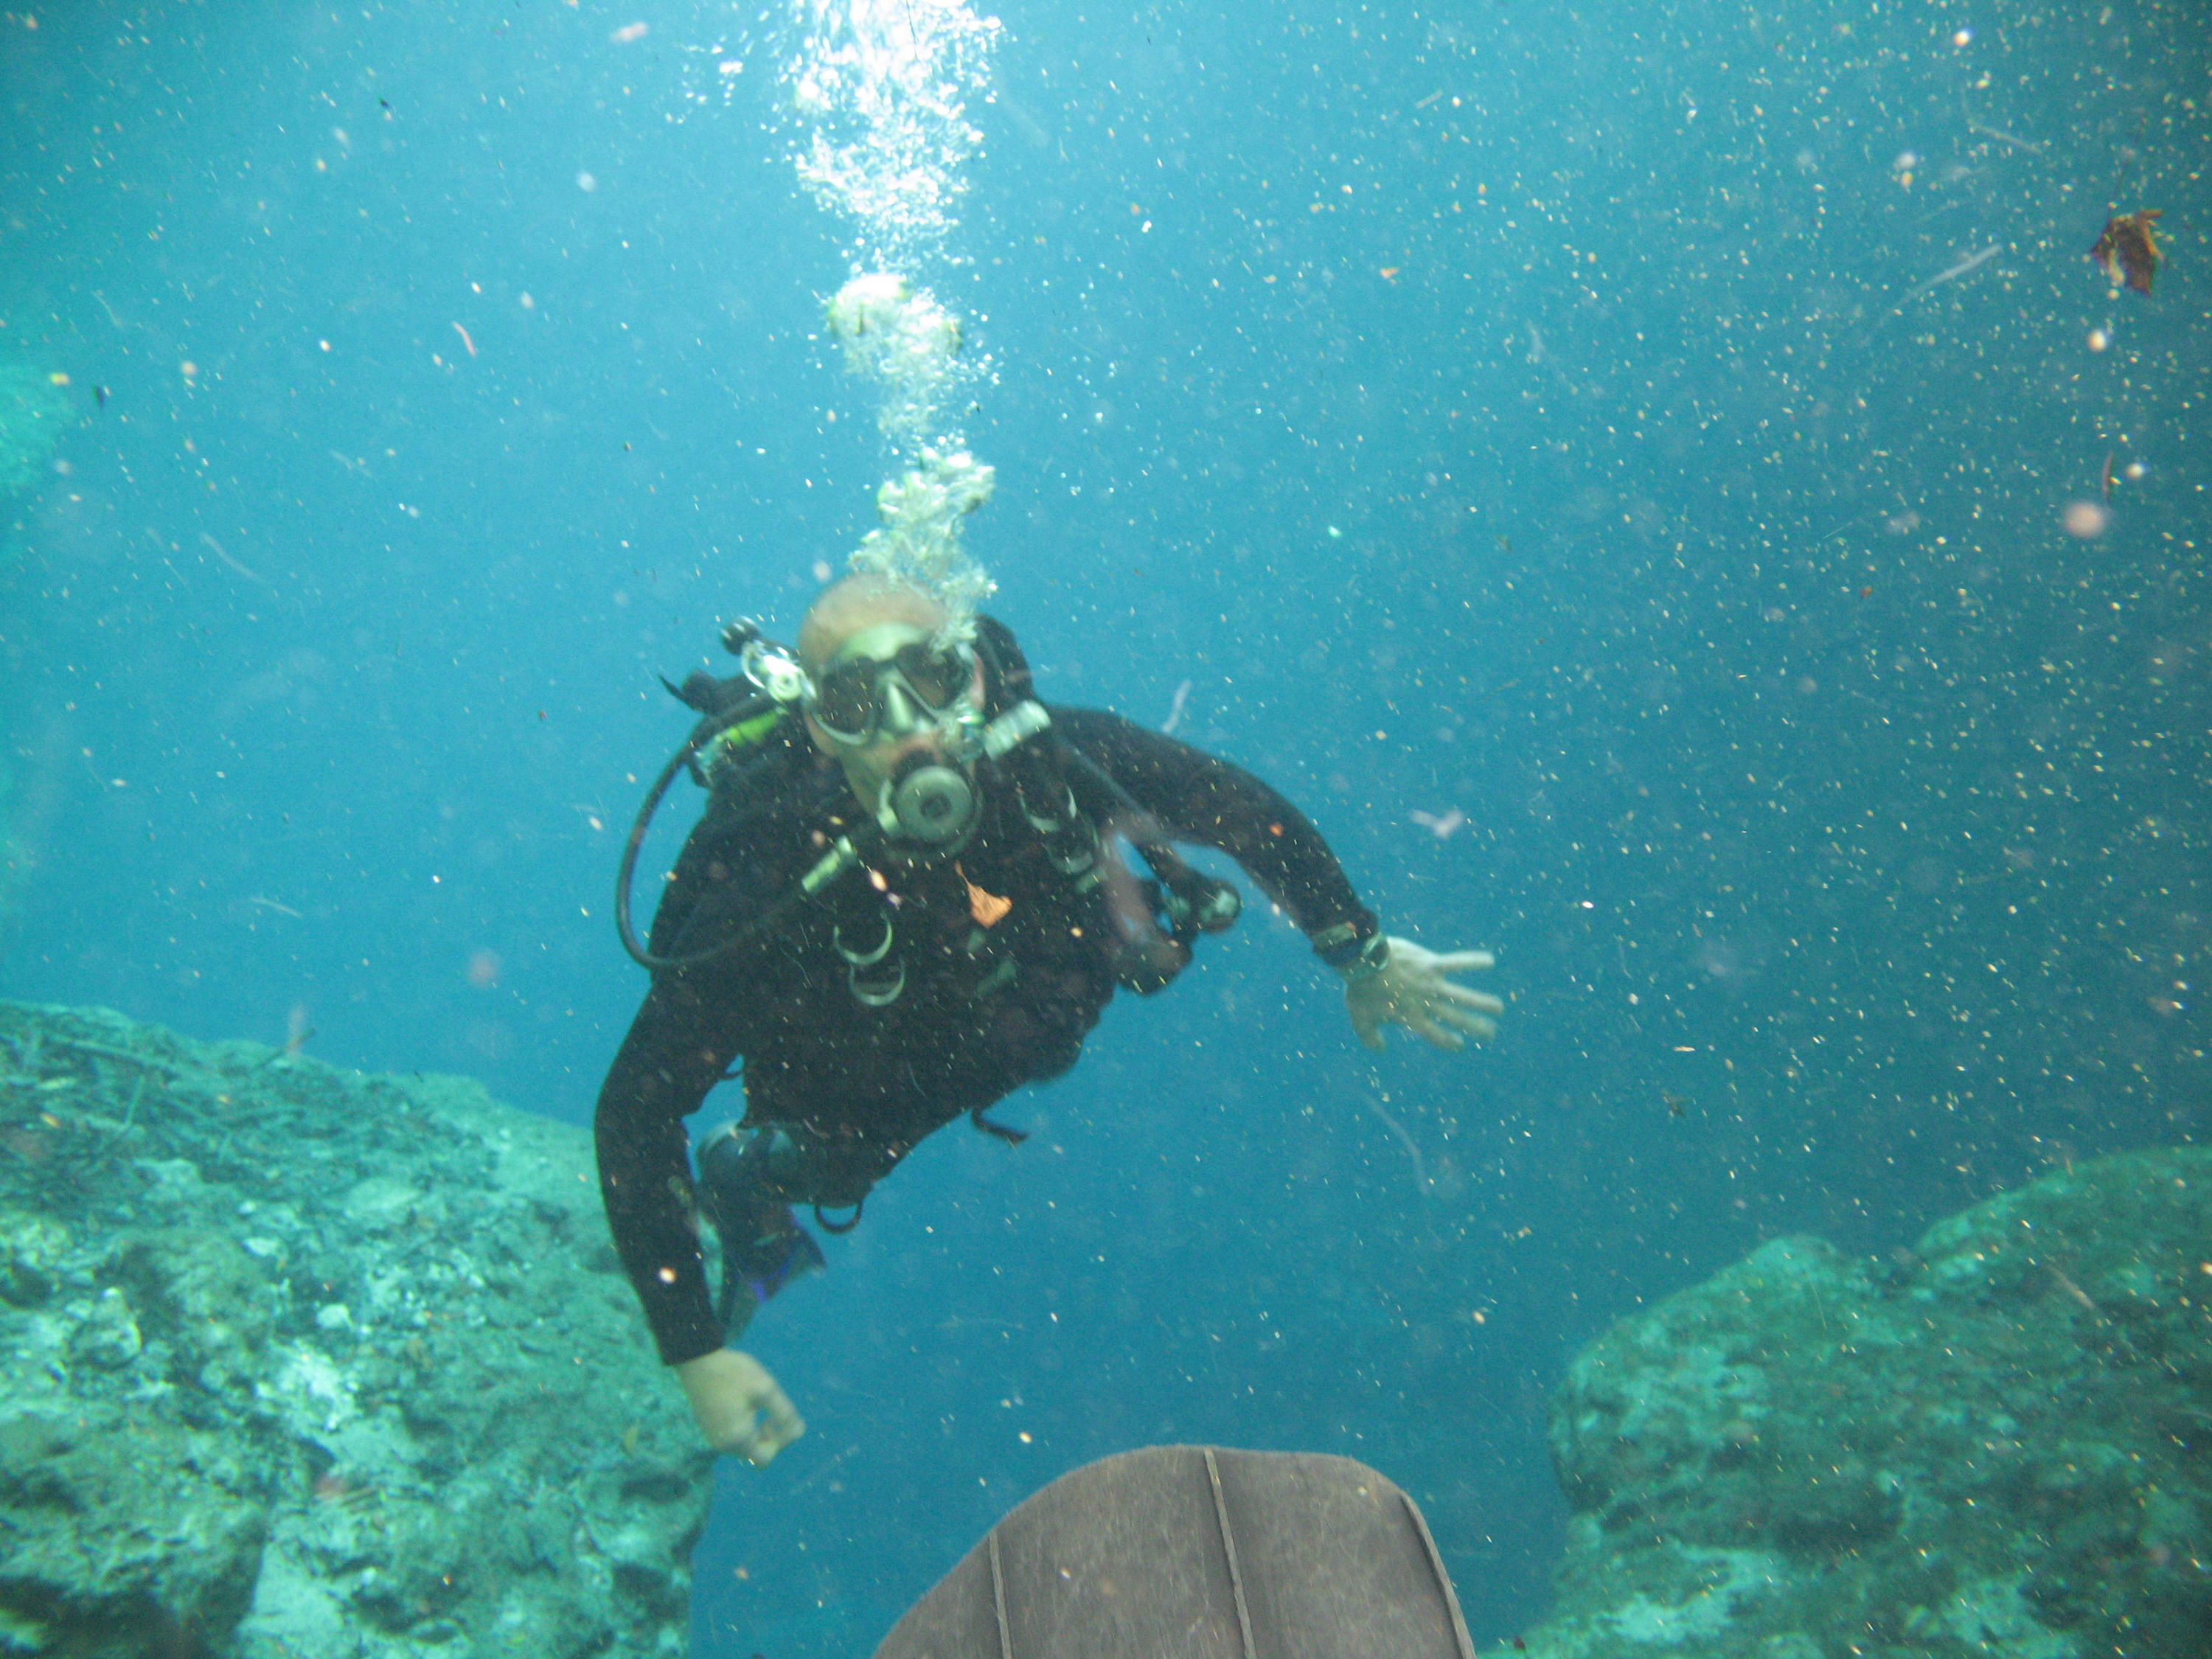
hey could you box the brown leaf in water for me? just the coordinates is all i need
[2090,209,2164,294]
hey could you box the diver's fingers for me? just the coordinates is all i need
[744,1386,806,1468]
[1434,1006,1497,1040]
[682,1349,800,1461]
[1427,950,1496,973]
[745,1424,801,1469]
[1352,1007,1387,1051]
[1407,1012,1465,1051]
[1437,983,1506,1015]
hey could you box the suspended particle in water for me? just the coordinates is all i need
[2062,501,2110,539]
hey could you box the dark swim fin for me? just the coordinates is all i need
[713,1211,824,1340]
[749,1220,824,1301]
[873,1445,1475,1659]
[698,1121,827,1339]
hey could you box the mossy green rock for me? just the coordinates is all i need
[1504,1149,2212,1659]
[0,1003,713,1658]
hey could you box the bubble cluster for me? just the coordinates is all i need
[775,0,1001,623]
[824,271,967,454]
[779,0,1000,271]
[849,445,997,622]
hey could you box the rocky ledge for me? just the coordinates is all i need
[0,1001,712,1659]
[1509,1147,2211,1659]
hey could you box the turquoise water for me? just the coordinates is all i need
[3,1,2206,1652]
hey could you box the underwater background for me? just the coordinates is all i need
[2,0,2206,1652]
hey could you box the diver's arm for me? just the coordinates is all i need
[1051,706,1502,1050]
[593,977,740,1369]
[1048,705,1376,939]
[594,978,807,1463]
[597,767,797,1355]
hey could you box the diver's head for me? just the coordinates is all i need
[798,575,987,848]
[797,574,953,678]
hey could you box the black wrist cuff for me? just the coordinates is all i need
[1314,922,1384,974]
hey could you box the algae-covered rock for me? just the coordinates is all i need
[0,1002,712,1659]
[0,1405,268,1655]
[1508,1148,2212,1659]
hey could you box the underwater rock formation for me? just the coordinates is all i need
[1509,1147,2211,1659]
[0,1003,712,1659]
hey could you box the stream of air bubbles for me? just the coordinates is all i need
[709,0,1005,624]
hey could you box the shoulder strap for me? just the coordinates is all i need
[702,707,802,801]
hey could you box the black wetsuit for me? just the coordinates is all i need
[594,695,1377,1367]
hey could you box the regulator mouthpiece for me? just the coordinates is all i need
[883,759,976,847]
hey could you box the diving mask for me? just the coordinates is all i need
[807,625,981,748]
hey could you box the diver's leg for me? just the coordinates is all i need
[695,1121,827,1341]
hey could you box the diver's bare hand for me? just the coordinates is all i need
[675,1348,805,1465]
[1345,937,1503,1052]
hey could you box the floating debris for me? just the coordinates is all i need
[1896,243,1998,306]
[2090,209,2163,294]
[1161,678,1192,736]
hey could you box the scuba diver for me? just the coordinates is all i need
[594,574,1503,1465]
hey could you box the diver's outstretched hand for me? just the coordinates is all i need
[1346,937,1503,1053]
[676,1348,806,1466]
